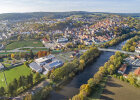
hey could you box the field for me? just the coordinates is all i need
[5,40,44,50]
[0,65,32,87]
[100,77,140,100]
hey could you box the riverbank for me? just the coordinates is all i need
[48,34,133,100]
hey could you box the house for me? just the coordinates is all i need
[42,38,49,44]
[0,63,4,70]
[118,64,127,74]
[29,62,42,73]
[135,47,140,53]
[134,67,140,76]
[130,55,136,60]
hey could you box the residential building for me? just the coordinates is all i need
[118,64,127,74]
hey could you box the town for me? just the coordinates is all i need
[0,11,139,100]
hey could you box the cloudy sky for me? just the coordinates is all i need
[0,0,139,13]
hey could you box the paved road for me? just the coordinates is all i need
[14,79,50,100]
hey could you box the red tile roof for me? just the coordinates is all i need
[134,67,140,76]
[119,64,127,72]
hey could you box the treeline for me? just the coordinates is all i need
[71,52,124,100]
[0,72,42,97]
[122,35,140,52]
[23,47,100,100]
[112,72,140,88]
[49,47,100,82]
[31,20,84,32]
[24,85,53,100]
[100,32,137,48]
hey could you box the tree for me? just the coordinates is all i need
[18,76,23,88]
[8,83,14,96]
[79,59,85,70]
[35,72,41,82]
[13,78,18,90]
[11,53,15,59]
[27,74,33,85]
[130,46,135,52]
[0,87,5,96]
[87,78,95,87]
[24,93,32,100]
[29,50,34,59]
[108,64,115,75]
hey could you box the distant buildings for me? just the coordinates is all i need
[29,55,63,74]
[57,38,68,43]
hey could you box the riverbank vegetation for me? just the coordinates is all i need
[100,32,138,48]
[49,47,100,82]
[71,52,125,100]
[122,35,140,52]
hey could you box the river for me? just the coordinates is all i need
[48,40,128,100]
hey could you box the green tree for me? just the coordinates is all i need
[35,72,41,82]
[0,87,5,96]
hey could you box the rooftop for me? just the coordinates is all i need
[134,67,140,76]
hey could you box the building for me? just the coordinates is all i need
[118,64,127,74]
[35,55,55,66]
[135,47,140,53]
[43,60,63,72]
[42,38,49,44]
[29,54,63,74]
[29,62,42,73]
[57,38,68,43]
[0,63,4,70]
[130,55,136,60]
[134,67,140,76]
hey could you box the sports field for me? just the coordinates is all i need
[0,65,32,87]
[5,40,44,50]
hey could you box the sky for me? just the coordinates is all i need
[0,0,139,14]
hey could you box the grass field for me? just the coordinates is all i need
[100,77,140,100]
[5,40,44,50]
[0,65,32,87]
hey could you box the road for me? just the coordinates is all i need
[98,48,140,55]
[14,79,50,100]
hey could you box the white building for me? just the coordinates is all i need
[57,38,68,43]
[29,62,42,73]
[0,63,4,70]
[29,55,63,73]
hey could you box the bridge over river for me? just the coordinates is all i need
[98,48,140,55]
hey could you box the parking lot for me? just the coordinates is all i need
[124,57,140,66]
